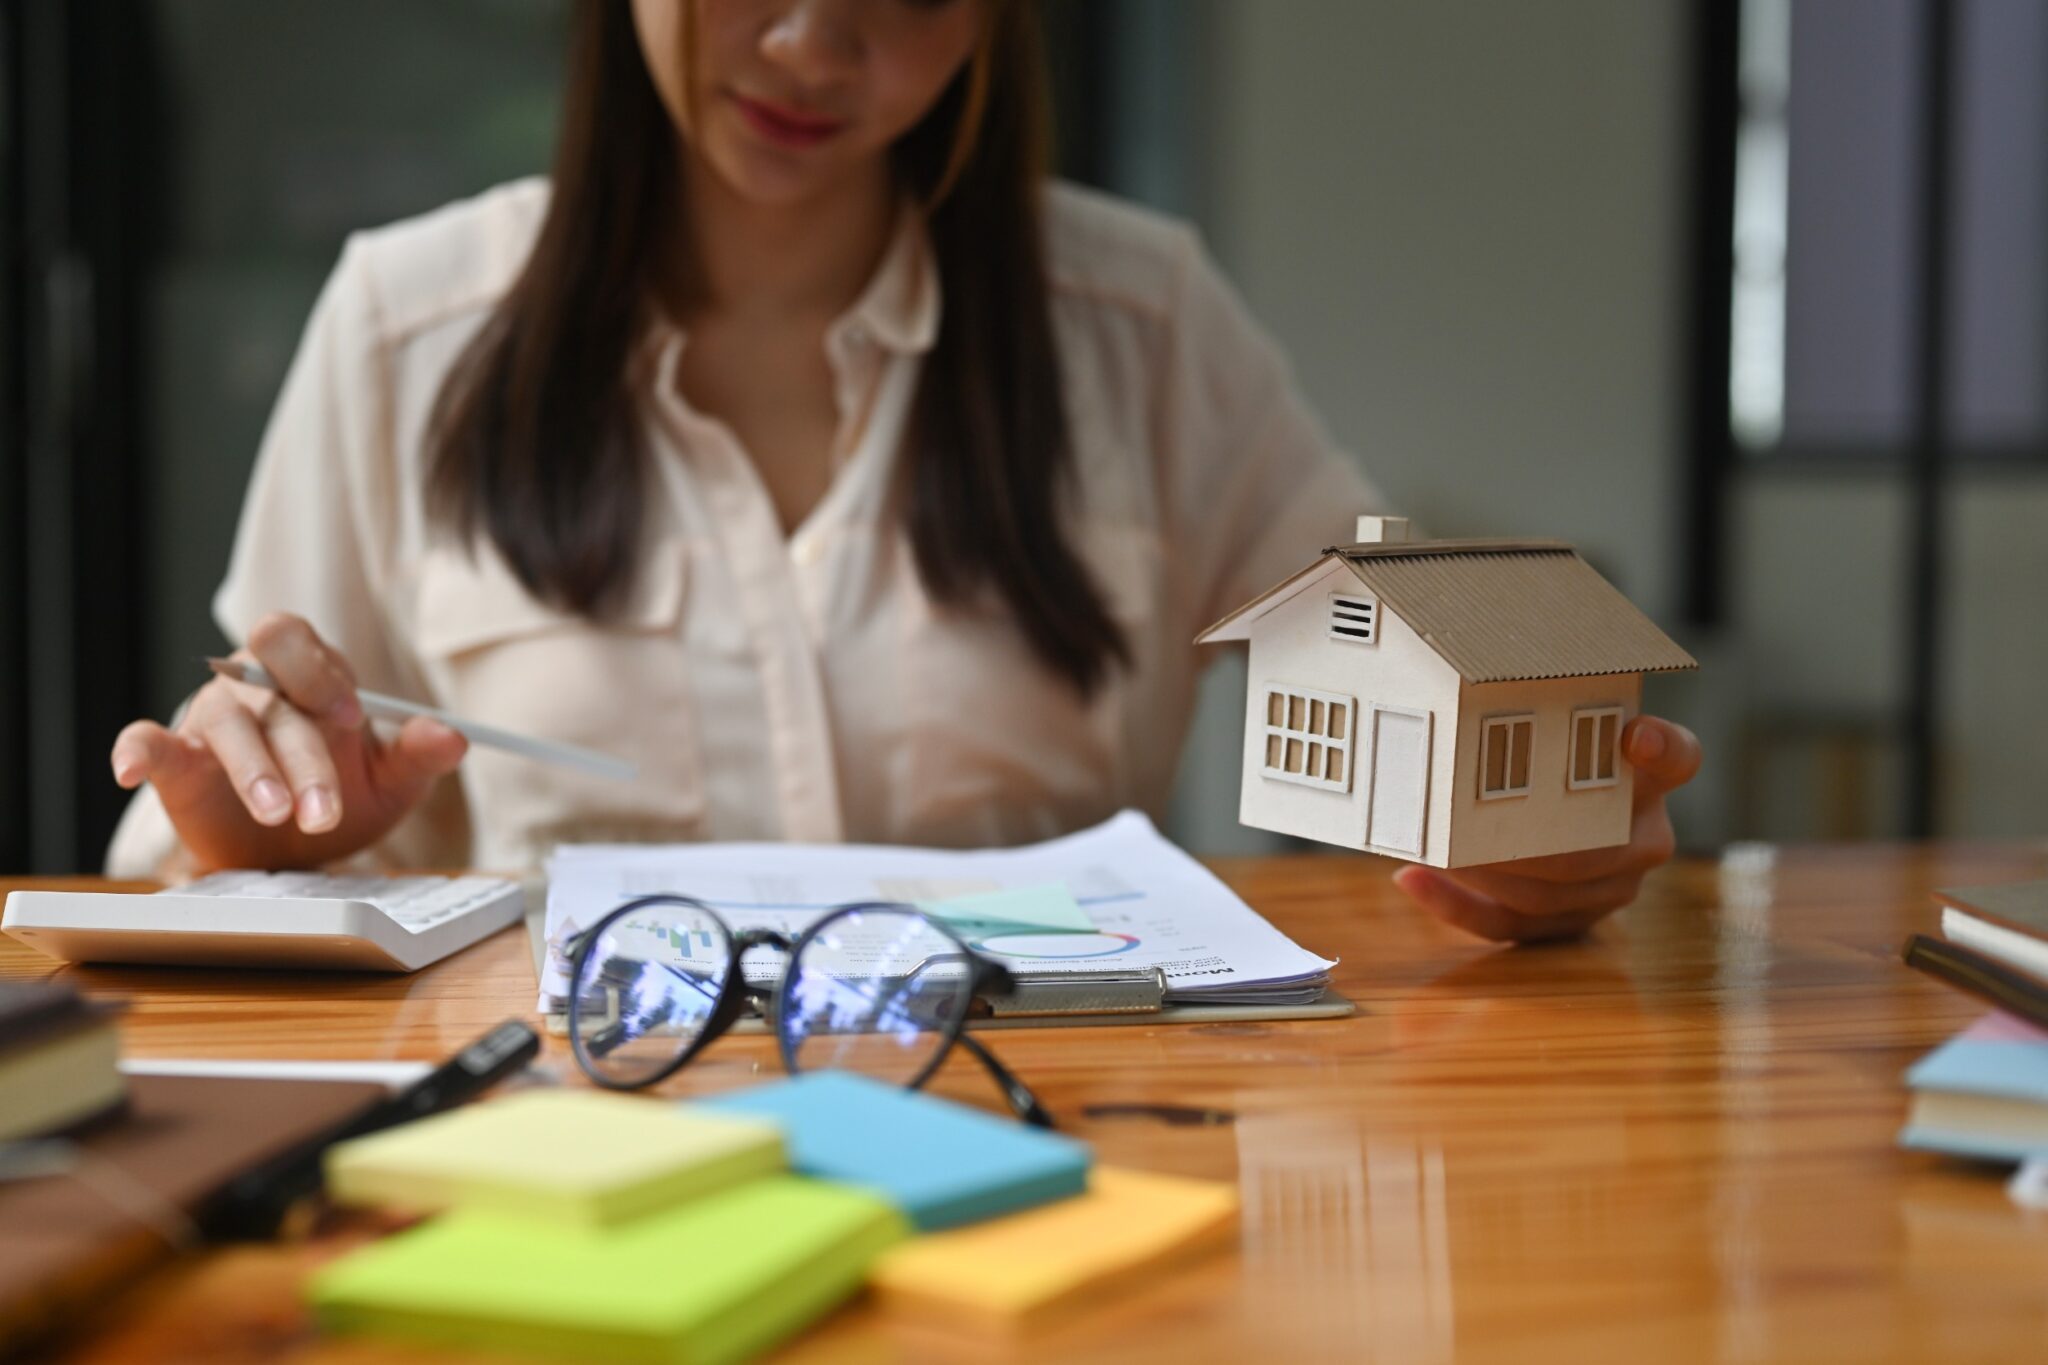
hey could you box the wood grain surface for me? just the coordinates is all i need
[5,844,2048,1364]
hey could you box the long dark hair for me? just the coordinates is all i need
[427,0,1126,695]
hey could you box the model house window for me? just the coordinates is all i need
[1261,686,1355,792]
[1479,715,1533,799]
[1328,593,1378,644]
[1568,706,1624,790]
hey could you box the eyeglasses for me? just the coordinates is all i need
[565,894,1054,1127]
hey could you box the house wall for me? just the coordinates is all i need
[1236,563,1462,864]
[1447,674,1642,867]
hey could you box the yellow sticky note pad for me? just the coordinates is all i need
[868,1166,1238,1335]
[325,1090,784,1228]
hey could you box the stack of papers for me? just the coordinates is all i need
[539,810,1334,1013]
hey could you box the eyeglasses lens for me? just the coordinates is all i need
[570,901,734,1087]
[780,907,974,1087]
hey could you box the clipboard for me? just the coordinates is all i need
[523,905,1355,1033]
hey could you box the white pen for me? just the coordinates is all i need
[205,657,639,784]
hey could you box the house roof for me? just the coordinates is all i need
[1195,539,1699,684]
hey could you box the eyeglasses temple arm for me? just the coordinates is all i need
[952,1030,1056,1129]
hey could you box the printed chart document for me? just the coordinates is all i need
[537,811,1334,1014]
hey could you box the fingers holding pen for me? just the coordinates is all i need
[112,612,570,869]
[224,612,368,833]
[244,612,365,732]
[258,695,344,834]
[183,683,297,827]
[109,615,477,868]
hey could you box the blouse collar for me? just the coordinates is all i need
[826,200,940,356]
[639,199,940,377]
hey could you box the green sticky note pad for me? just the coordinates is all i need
[325,1090,784,1228]
[918,884,1094,942]
[312,1176,908,1365]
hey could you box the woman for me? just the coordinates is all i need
[107,0,1699,942]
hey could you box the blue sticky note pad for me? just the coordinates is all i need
[694,1073,1089,1231]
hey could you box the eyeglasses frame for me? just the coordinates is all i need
[564,893,1054,1126]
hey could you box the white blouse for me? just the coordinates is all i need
[107,179,1379,875]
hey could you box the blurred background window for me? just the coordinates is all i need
[1717,0,2048,847]
[1733,0,2048,457]
[5,0,581,870]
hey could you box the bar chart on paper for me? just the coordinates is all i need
[539,812,1335,1012]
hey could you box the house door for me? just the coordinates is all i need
[1366,705,1432,857]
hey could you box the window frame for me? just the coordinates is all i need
[1259,684,1356,793]
[1566,705,1625,791]
[1478,714,1534,800]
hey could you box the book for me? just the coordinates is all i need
[1937,881,2048,981]
[1900,1012,2048,1162]
[868,1166,1239,1334]
[0,1073,387,1357]
[696,1072,1089,1230]
[311,1175,908,1365]
[0,981,125,1142]
[325,1089,784,1227]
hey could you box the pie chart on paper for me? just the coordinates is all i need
[972,930,1144,960]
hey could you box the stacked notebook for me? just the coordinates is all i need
[0,981,125,1142]
[1932,881,2048,987]
[1899,881,2048,1160]
[2,1073,389,1355]
[313,1076,1238,1358]
[1901,1013,2048,1161]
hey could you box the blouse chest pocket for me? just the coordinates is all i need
[410,539,705,860]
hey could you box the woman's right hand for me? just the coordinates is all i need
[110,613,468,872]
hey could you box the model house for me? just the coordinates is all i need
[1196,516,1698,867]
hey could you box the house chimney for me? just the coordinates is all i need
[1355,514,1411,545]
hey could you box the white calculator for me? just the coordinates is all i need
[1,870,528,973]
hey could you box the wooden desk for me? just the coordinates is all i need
[6,846,2048,1363]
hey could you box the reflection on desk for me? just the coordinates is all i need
[4,842,2048,1361]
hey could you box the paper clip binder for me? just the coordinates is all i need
[979,968,1167,1018]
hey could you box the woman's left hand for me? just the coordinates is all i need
[1391,715,1702,943]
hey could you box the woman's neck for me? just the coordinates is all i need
[677,158,897,323]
